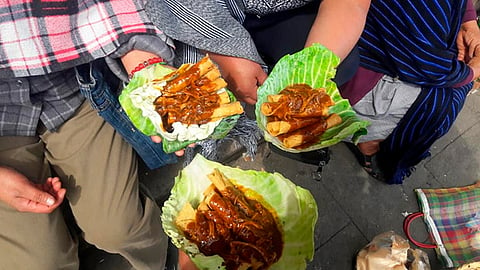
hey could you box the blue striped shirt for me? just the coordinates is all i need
[352,0,476,184]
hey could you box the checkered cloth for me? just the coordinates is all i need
[414,182,480,267]
[0,0,160,78]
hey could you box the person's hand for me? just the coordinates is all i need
[208,53,268,105]
[150,136,195,156]
[467,52,480,81]
[0,167,66,213]
[457,20,480,63]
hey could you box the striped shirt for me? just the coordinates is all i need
[146,0,315,65]
[0,0,163,136]
[343,0,476,184]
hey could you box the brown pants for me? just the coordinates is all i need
[0,101,167,270]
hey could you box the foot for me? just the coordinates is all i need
[357,140,382,156]
[345,142,385,182]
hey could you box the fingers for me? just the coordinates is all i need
[150,135,162,143]
[174,143,196,156]
[257,70,268,86]
[175,149,185,156]
[15,177,66,213]
[243,96,257,105]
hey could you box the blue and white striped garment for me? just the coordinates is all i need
[359,0,473,184]
[174,0,246,65]
[155,0,314,65]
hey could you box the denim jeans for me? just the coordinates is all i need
[75,62,177,170]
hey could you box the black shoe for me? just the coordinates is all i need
[344,142,385,182]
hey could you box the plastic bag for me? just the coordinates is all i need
[356,231,430,270]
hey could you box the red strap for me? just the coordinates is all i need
[129,57,166,79]
[403,212,437,248]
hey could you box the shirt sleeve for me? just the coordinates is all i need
[105,34,176,82]
[463,0,477,22]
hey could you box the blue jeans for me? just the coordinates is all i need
[75,61,177,170]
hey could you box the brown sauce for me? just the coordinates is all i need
[183,185,283,270]
[275,83,333,119]
[264,83,335,148]
[153,65,221,131]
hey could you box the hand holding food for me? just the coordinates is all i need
[208,52,268,105]
[255,43,370,153]
[119,55,244,153]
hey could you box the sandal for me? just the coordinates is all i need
[344,142,385,182]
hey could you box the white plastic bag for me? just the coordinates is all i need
[356,231,430,270]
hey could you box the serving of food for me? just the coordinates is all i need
[261,83,342,149]
[255,43,370,153]
[162,154,318,270]
[176,168,283,270]
[119,55,243,153]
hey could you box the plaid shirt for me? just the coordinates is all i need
[0,0,161,136]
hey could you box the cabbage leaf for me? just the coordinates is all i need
[255,43,370,153]
[161,154,318,270]
[119,64,240,153]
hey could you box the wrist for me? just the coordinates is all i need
[120,50,167,79]
[128,57,166,79]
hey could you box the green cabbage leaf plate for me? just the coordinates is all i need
[255,43,370,153]
[119,64,240,153]
[161,154,318,270]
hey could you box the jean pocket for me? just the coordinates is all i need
[76,64,113,112]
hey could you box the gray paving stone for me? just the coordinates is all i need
[425,122,480,185]
[307,223,368,270]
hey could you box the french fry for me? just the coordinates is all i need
[217,90,231,104]
[162,57,215,93]
[152,55,244,131]
[191,77,228,93]
[266,117,323,136]
[175,202,196,232]
[210,101,244,119]
[279,113,342,148]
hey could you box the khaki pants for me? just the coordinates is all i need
[0,101,167,270]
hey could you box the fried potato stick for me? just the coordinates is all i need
[210,101,244,119]
[261,101,330,118]
[217,91,231,104]
[162,56,215,93]
[280,113,342,148]
[190,77,228,93]
[266,117,323,136]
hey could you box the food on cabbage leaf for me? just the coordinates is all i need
[162,154,318,270]
[260,83,342,149]
[119,56,242,153]
[255,43,370,153]
[175,168,283,270]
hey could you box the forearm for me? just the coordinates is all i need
[120,50,164,76]
[106,34,175,82]
[305,0,370,60]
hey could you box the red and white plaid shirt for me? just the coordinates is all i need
[0,0,160,78]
